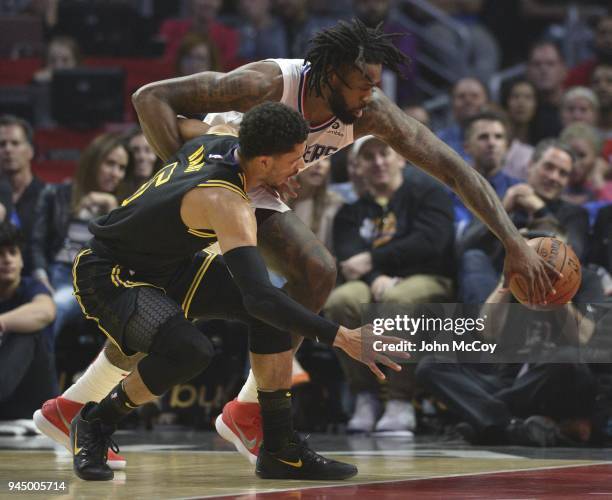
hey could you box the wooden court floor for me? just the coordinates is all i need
[0,431,611,499]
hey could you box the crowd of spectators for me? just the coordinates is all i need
[0,0,611,447]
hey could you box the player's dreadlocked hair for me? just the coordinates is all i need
[304,18,410,97]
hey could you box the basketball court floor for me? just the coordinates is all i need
[1,430,611,498]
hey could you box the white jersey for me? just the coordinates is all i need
[204,59,355,211]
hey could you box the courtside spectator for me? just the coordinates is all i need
[30,133,128,352]
[325,135,454,434]
[436,78,489,161]
[0,222,56,423]
[0,116,45,276]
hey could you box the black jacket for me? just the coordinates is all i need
[30,182,72,274]
[332,166,455,284]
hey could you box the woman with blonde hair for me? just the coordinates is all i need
[560,86,600,128]
[560,122,611,204]
[31,132,129,349]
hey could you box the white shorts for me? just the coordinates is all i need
[247,185,290,213]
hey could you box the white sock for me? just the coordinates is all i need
[62,351,129,404]
[237,370,259,403]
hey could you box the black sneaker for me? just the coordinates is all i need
[70,402,119,481]
[256,435,358,480]
[505,416,560,447]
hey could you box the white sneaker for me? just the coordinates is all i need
[374,399,416,435]
[347,392,382,433]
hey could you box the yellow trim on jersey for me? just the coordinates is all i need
[111,265,164,291]
[186,145,206,173]
[237,172,246,190]
[188,145,204,161]
[187,228,216,238]
[72,249,125,355]
[181,250,216,318]
[197,181,249,201]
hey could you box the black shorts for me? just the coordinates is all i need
[73,247,249,355]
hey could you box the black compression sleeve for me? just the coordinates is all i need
[224,246,339,345]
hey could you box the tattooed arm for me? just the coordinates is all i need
[354,89,557,302]
[132,61,284,161]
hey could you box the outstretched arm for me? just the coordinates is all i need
[132,61,283,161]
[355,89,557,302]
[182,187,404,376]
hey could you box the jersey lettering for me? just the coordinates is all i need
[122,161,178,206]
[303,144,338,164]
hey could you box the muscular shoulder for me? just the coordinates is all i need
[218,60,284,109]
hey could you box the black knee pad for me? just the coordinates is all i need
[124,286,182,354]
[248,317,292,354]
[138,313,214,395]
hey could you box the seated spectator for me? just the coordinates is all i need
[560,123,611,204]
[328,146,368,205]
[453,111,520,235]
[459,139,589,303]
[324,135,454,434]
[0,222,56,423]
[435,77,489,161]
[417,220,604,447]
[176,33,221,77]
[288,158,344,251]
[159,0,241,71]
[566,15,612,88]
[32,36,81,84]
[526,40,567,143]
[560,86,600,129]
[30,133,128,352]
[426,0,501,83]
[234,0,287,61]
[501,78,538,148]
[121,127,162,197]
[0,115,45,276]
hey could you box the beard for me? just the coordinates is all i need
[328,87,359,125]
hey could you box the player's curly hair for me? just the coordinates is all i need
[304,18,410,97]
[239,102,309,159]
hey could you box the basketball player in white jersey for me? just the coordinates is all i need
[34,19,558,468]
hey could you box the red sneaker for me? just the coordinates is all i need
[215,399,262,465]
[33,397,127,470]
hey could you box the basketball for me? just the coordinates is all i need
[509,237,581,305]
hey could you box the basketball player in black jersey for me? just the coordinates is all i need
[69,102,404,481]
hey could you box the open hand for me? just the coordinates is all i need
[333,325,409,379]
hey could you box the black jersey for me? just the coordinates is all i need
[89,134,248,287]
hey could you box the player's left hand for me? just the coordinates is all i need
[503,239,560,304]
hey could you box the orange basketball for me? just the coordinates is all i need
[509,237,581,305]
